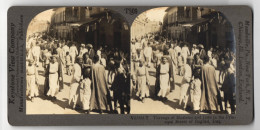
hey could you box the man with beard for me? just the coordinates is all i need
[90,55,112,114]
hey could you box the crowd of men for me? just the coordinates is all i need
[26,33,130,114]
[131,33,236,114]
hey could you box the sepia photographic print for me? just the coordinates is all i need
[26,7,130,114]
[130,7,236,114]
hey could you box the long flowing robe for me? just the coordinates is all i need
[181,46,190,65]
[168,48,177,66]
[81,78,92,110]
[44,64,50,96]
[57,47,64,90]
[26,65,39,98]
[62,45,70,57]
[191,66,202,111]
[69,63,81,108]
[42,50,51,68]
[69,46,78,64]
[157,62,170,97]
[90,63,112,111]
[143,46,152,66]
[136,65,150,98]
[47,62,59,97]
[88,48,95,60]
[221,68,236,112]
[199,49,207,60]
[179,64,192,105]
[133,52,144,72]
[174,46,182,58]
[111,67,130,113]
[31,45,41,66]
[200,63,222,111]
[166,55,175,91]
[191,79,201,110]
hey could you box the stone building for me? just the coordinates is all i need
[163,7,235,50]
[49,7,130,51]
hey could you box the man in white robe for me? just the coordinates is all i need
[68,57,82,109]
[179,57,192,109]
[174,44,182,60]
[31,41,41,67]
[191,44,199,57]
[56,43,65,91]
[62,42,70,59]
[79,44,88,57]
[143,42,152,67]
[181,44,190,65]
[69,42,78,64]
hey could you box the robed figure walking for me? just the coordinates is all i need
[200,56,223,113]
[89,55,112,113]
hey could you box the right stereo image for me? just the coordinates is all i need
[130,6,236,114]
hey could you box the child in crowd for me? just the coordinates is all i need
[80,67,92,114]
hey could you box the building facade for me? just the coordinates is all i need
[164,7,235,50]
[49,7,130,51]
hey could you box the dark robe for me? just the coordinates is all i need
[89,63,112,111]
[154,64,161,96]
[221,69,236,113]
[200,64,222,111]
[199,49,207,60]
[58,62,64,90]
[166,56,175,91]
[55,47,64,91]
[44,64,50,96]
[111,69,129,114]
[124,73,131,114]
[89,48,95,60]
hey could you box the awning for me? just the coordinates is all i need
[68,18,98,27]
[180,18,209,27]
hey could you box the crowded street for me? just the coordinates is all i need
[27,62,98,114]
[130,7,236,115]
[26,62,232,114]
[26,7,131,115]
[130,65,232,114]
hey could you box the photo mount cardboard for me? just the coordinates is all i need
[7,6,253,126]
